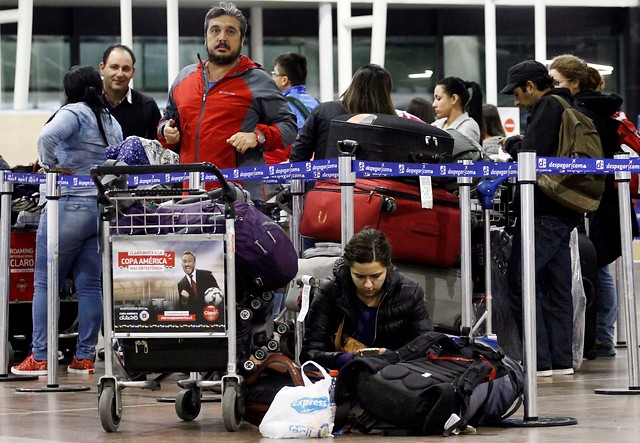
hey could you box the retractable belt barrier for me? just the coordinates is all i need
[0,155,638,408]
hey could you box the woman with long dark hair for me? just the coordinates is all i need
[432,76,484,143]
[12,65,123,376]
[291,64,401,162]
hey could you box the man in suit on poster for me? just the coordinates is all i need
[177,251,222,322]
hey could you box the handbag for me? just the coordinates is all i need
[334,315,367,353]
[259,360,334,438]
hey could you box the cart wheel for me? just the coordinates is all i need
[585,349,598,361]
[175,388,201,421]
[222,385,242,432]
[275,322,289,335]
[99,385,121,432]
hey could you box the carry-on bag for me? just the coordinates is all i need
[334,332,524,436]
[300,178,461,268]
[325,113,455,163]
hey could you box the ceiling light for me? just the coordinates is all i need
[408,70,433,79]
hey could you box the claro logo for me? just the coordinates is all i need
[290,397,329,414]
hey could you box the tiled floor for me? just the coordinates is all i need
[0,347,639,443]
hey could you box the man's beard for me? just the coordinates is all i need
[208,45,241,66]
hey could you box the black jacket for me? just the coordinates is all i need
[290,101,347,162]
[504,88,584,222]
[106,89,161,140]
[574,90,638,266]
[301,259,433,369]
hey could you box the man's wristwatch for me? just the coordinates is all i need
[255,131,266,145]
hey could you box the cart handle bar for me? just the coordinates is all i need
[89,162,235,202]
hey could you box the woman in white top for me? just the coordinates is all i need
[432,77,483,143]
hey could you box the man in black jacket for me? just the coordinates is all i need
[501,60,583,377]
[100,44,161,140]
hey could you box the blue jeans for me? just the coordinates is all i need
[595,265,617,344]
[508,215,577,370]
[32,195,102,361]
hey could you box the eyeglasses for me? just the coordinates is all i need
[553,78,571,87]
[271,71,286,77]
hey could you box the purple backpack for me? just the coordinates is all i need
[135,199,298,293]
[233,201,299,293]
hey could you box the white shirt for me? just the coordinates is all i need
[433,112,481,144]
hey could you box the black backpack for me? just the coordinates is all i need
[334,332,524,436]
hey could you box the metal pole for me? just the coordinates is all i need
[13,0,33,110]
[0,172,36,381]
[370,0,387,67]
[484,0,498,105]
[595,152,640,395]
[249,7,264,65]
[518,151,538,419]
[458,160,473,332]
[188,171,202,190]
[0,173,14,377]
[166,0,180,93]
[16,172,89,392]
[338,141,357,249]
[290,179,304,257]
[318,3,334,102]
[484,208,493,335]
[45,172,60,387]
[503,151,576,427]
[615,258,627,346]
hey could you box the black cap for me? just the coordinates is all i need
[500,60,548,94]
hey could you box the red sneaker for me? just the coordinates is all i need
[11,354,47,376]
[67,356,95,374]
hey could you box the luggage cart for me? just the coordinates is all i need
[90,162,244,432]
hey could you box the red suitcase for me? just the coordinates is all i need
[300,179,461,268]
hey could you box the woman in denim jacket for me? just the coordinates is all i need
[12,65,123,376]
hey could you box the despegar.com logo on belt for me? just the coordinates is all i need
[290,397,329,413]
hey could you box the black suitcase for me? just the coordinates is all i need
[325,113,455,163]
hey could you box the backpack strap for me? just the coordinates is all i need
[421,383,458,436]
[286,96,311,119]
[245,353,303,386]
[386,331,458,364]
[444,359,494,436]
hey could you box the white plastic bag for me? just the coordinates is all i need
[259,361,334,439]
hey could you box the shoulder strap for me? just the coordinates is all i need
[551,94,571,110]
[334,315,347,351]
[286,96,311,119]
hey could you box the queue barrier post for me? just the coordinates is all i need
[595,151,640,395]
[472,175,510,337]
[289,179,304,257]
[0,171,38,381]
[338,140,357,250]
[16,171,90,393]
[457,160,474,333]
[502,150,577,427]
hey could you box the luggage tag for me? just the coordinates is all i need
[419,176,434,209]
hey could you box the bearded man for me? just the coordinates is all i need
[158,2,296,204]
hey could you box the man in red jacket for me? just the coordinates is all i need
[158,2,297,204]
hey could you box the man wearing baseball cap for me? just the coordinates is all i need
[501,59,583,378]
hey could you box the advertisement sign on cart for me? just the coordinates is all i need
[111,234,226,334]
